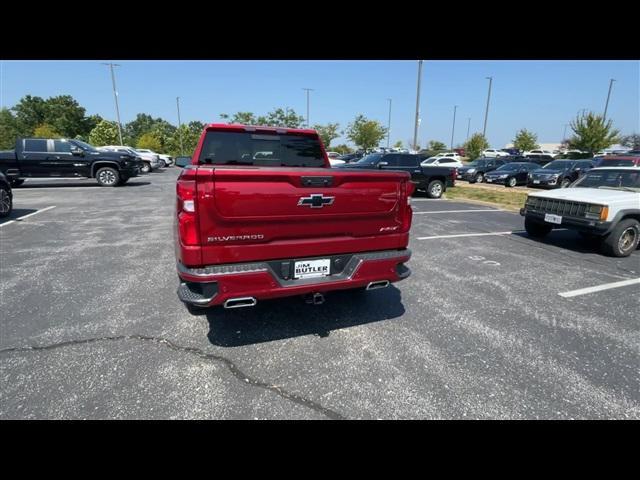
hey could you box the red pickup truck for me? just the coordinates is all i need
[175,124,414,310]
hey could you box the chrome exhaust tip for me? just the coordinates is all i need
[223,297,257,309]
[366,280,390,290]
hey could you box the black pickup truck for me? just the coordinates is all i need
[0,138,144,187]
[336,152,456,198]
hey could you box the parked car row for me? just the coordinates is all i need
[0,137,175,189]
[333,152,456,198]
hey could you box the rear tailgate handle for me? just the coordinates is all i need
[301,176,334,187]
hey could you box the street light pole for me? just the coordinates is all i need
[562,123,569,143]
[603,78,616,122]
[176,96,184,156]
[102,62,123,145]
[482,76,492,139]
[386,98,392,148]
[413,60,423,152]
[450,105,458,150]
[466,117,471,141]
[302,88,314,128]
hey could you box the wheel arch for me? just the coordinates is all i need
[91,161,121,178]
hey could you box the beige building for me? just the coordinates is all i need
[504,142,563,151]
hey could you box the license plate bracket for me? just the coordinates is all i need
[294,259,331,279]
[544,213,562,224]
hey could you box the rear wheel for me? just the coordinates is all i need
[601,219,640,257]
[524,217,552,238]
[426,180,444,199]
[507,176,517,187]
[474,172,484,183]
[0,185,12,218]
[560,177,571,188]
[95,167,120,187]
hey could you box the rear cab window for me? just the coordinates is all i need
[24,139,48,152]
[198,130,326,167]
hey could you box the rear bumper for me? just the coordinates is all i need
[176,249,412,307]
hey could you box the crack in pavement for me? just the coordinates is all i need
[0,335,346,420]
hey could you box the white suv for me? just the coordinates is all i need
[99,146,162,173]
[520,167,640,257]
[482,149,510,158]
[524,149,559,158]
[421,156,464,168]
[136,148,173,167]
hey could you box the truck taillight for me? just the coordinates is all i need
[400,181,414,232]
[177,178,199,246]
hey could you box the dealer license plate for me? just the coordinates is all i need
[544,213,562,224]
[294,259,331,279]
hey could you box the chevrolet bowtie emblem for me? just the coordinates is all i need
[297,194,335,208]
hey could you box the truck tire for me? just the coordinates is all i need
[10,179,25,188]
[507,177,517,187]
[601,219,640,257]
[426,180,444,199]
[0,185,12,218]
[141,162,151,174]
[524,217,552,238]
[95,167,120,187]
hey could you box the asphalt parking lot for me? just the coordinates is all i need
[1,169,638,419]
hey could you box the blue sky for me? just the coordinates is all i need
[1,60,638,148]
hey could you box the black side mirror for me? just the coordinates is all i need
[175,157,191,168]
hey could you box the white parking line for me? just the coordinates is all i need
[558,278,640,298]
[0,206,56,228]
[416,230,525,240]
[413,209,504,214]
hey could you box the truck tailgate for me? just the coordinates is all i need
[196,166,412,264]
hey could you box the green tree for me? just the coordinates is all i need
[427,140,447,152]
[12,94,93,138]
[89,120,121,146]
[33,123,61,138]
[166,121,205,157]
[0,108,22,149]
[137,132,163,151]
[219,112,258,125]
[620,133,640,149]
[45,95,91,137]
[464,133,489,160]
[512,129,539,153]
[346,115,387,152]
[393,140,403,149]
[331,144,352,155]
[265,108,305,128]
[313,123,341,148]
[568,111,619,155]
[12,95,48,135]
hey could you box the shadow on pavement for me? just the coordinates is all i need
[196,286,406,347]
[513,229,639,256]
[0,208,38,224]
[19,181,151,188]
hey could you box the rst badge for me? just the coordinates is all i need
[297,194,335,208]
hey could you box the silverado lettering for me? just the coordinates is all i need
[175,124,414,310]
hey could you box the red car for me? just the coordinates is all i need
[175,124,414,310]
